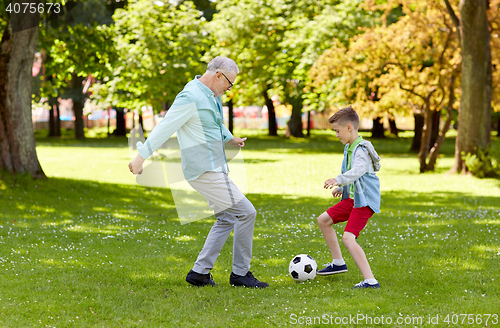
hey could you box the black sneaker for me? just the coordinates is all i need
[186,270,217,287]
[229,271,269,288]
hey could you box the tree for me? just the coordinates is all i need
[309,0,461,172]
[491,0,500,129]
[277,0,374,137]
[444,0,493,174]
[93,0,209,119]
[0,0,45,178]
[208,0,287,136]
[38,0,119,139]
[210,0,372,137]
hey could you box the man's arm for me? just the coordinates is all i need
[137,99,195,159]
[129,94,195,174]
[221,124,234,143]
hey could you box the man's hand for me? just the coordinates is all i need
[332,188,342,198]
[228,137,247,148]
[324,178,338,189]
[129,154,145,175]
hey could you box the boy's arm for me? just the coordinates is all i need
[334,148,371,187]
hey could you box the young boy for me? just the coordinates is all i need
[317,106,381,289]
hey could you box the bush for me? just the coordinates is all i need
[464,147,500,178]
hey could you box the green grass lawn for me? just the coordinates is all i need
[1,129,500,327]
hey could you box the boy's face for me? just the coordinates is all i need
[332,122,352,145]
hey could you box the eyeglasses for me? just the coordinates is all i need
[218,71,234,89]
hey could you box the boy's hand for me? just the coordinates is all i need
[332,189,342,198]
[324,178,338,189]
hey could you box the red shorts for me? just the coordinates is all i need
[326,198,374,238]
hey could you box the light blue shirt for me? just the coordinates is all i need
[136,76,234,181]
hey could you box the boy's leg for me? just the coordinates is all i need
[317,212,343,259]
[342,232,374,280]
[341,206,377,282]
[316,199,353,275]
[317,198,353,259]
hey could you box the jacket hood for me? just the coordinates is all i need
[359,140,381,172]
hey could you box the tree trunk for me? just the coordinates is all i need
[0,7,46,178]
[73,97,85,139]
[426,73,457,171]
[70,73,86,139]
[48,99,56,136]
[418,100,433,173]
[497,117,500,136]
[107,107,111,136]
[55,101,61,136]
[371,117,385,138]
[411,112,424,152]
[450,0,492,173]
[228,98,234,134]
[114,107,126,136]
[307,110,311,137]
[287,95,304,138]
[48,97,61,137]
[262,89,277,136]
[389,118,398,136]
[430,110,440,147]
[139,112,144,133]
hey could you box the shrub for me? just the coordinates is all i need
[464,147,500,178]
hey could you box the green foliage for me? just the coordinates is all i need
[37,0,118,101]
[308,0,460,119]
[209,0,375,109]
[93,0,209,112]
[464,147,500,178]
[208,0,288,105]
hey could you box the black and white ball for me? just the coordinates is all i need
[289,254,317,281]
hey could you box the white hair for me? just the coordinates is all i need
[206,56,239,74]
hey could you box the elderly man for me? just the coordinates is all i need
[129,57,268,288]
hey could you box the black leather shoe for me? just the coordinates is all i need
[186,270,217,287]
[229,271,269,288]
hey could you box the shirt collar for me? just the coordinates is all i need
[193,75,215,98]
[347,136,363,151]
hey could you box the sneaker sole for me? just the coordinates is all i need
[316,269,348,276]
[352,285,380,289]
[186,278,217,287]
[230,282,269,288]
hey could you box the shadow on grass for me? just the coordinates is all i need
[2,173,498,244]
[1,175,500,327]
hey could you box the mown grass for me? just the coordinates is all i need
[1,129,499,327]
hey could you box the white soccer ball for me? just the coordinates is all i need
[289,254,317,282]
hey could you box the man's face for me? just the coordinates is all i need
[215,71,236,97]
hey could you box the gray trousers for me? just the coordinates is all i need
[188,172,256,276]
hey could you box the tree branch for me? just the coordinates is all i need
[400,85,425,101]
[443,0,460,31]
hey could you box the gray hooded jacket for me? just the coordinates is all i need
[335,140,381,213]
